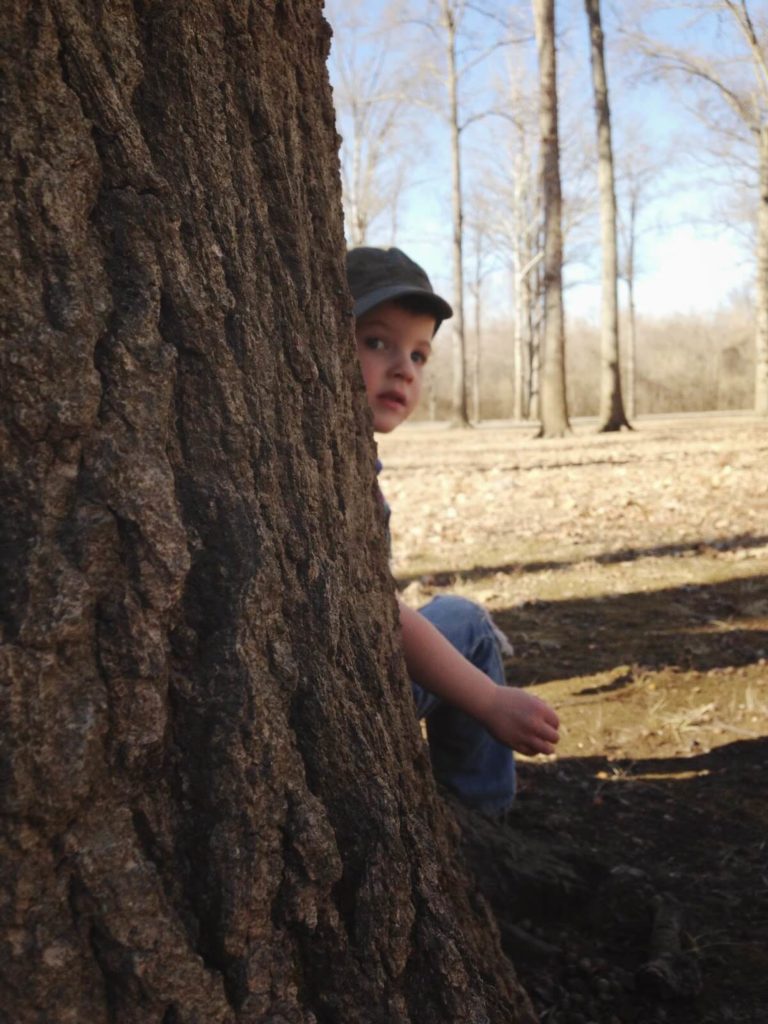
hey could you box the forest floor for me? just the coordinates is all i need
[377,413,768,1024]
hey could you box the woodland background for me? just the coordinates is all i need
[326,0,768,428]
[328,6,768,1019]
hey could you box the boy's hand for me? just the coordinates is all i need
[398,599,560,754]
[479,686,560,756]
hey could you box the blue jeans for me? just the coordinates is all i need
[413,595,516,815]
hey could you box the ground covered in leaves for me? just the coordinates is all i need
[378,414,768,1024]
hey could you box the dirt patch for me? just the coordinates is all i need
[378,415,768,1024]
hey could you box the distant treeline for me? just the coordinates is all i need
[417,301,755,422]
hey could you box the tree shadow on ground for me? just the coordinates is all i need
[492,573,768,685]
[396,531,768,589]
[388,454,638,475]
[454,737,768,1024]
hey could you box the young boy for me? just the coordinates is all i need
[347,246,560,815]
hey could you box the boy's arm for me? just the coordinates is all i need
[398,599,559,756]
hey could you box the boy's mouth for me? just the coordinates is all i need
[378,390,407,409]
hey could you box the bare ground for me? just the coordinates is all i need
[377,414,768,1024]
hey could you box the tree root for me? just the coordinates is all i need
[636,894,703,999]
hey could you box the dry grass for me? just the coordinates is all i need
[378,414,768,764]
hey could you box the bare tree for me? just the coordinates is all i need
[584,0,632,431]
[445,0,472,425]
[631,0,768,415]
[533,0,571,436]
[328,4,416,246]
[0,2,542,1020]
[473,48,601,425]
[466,197,498,422]
[620,169,642,419]
[475,61,544,421]
[508,129,544,422]
[402,0,520,426]
[615,134,665,418]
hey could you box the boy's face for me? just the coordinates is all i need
[355,301,436,433]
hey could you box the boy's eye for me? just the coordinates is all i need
[364,336,386,351]
[411,350,429,365]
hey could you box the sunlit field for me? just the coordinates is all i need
[378,413,768,1024]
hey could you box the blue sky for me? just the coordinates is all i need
[326,0,759,322]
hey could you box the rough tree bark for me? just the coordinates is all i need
[584,0,631,432]
[0,3,535,1022]
[532,0,570,437]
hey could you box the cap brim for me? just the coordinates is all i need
[353,284,453,323]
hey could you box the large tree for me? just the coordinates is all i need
[0,3,535,1021]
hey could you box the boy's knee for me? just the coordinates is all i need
[418,594,509,684]
[418,594,495,646]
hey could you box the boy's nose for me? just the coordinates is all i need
[391,352,414,381]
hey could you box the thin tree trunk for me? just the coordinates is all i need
[473,287,482,422]
[626,276,638,419]
[0,4,536,1021]
[533,0,570,438]
[529,280,542,422]
[470,226,484,423]
[528,243,544,421]
[756,124,768,415]
[511,141,539,422]
[351,104,366,245]
[584,0,631,432]
[514,256,540,421]
[623,190,639,419]
[512,149,527,421]
[513,256,526,420]
[528,211,546,421]
[446,3,470,427]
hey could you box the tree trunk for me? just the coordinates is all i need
[756,124,768,415]
[533,0,570,438]
[0,4,535,1022]
[445,3,470,427]
[622,190,639,420]
[528,271,542,422]
[350,110,367,245]
[473,290,482,423]
[584,0,631,432]
[513,256,526,421]
[625,277,638,419]
[513,258,539,423]
[511,148,528,422]
[470,229,484,424]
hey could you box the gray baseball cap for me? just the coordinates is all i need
[346,246,453,325]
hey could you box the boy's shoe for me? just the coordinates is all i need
[489,615,515,658]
